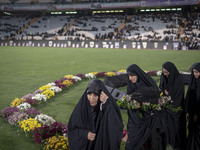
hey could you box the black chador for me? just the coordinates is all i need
[186,63,200,150]
[68,79,123,150]
[126,64,166,150]
[159,62,186,150]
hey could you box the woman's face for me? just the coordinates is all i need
[162,68,170,77]
[193,69,200,79]
[87,93,99,106]
[129,75,137,83]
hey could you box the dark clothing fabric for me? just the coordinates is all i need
[159,62,186,149]
[68,79,123,150]
[186,63,200,150]
[125,64,166,150]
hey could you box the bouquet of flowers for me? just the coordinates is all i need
[158,95,182,112]
[117,94,182,112]
[117,95,140,110]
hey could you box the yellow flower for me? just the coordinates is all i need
[105,72,116,77]
[42,89,55,99]
[39,85,51,90]
[10,98,25,107]
[89,72,98,75]
[64,75,73,79]
[62,80,73,87]
[18,118,42,132]
[118,69,126,72]
[160,92,163,96]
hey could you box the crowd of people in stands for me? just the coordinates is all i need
[0,11,199,49]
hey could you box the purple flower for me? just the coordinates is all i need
[96,72,106,78]
[30,121,68,144]
[75,73,85,78]
[24,108,40,118]
[147,70,158,76]
[33,89,43,94]
[7,112,29,125]
[54,80,62,85]
[1,107,19,120]
[22,94,35,100]
[24,99,38,107]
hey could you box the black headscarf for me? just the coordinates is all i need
[126,64,158,93]
[159,62,186,149]
[68,79,123,150]
[186,63,200,114]
[126,64,159,103]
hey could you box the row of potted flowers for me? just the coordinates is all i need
[0,69,183,149]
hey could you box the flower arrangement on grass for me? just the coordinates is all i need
[54,80,67,89]
[7,111,29,125]
[43,135,69,150]
[24,99,38,107]
[39,85,51,91]
[10,98,26,107]
[31,122,67,144]
[71,76,82,82]
[85,73,96,79]
[42,90,55,100]
[18,118,42,132]
[1,107,19,120]
[22,94,35,100]
[32,93,47,102]
[64,75,73,79]
[17,102,31,110]
[24,108,40,118]
[35,114,56,126]
[62,79,73,87]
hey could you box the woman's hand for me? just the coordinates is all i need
[88,132,96,141]
[122,133,128,143]
[164,90,169,96]
[100,91,108,103]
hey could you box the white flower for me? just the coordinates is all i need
[32,93,47,102]
[85,73,96,79]
[71,76,82,81]
[156,71,162,76]
[50,86,62,93]
[17,102,31,110]
[35,114,56,126]
[47,82,56,86]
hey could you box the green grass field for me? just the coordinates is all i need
[0,46,199,150]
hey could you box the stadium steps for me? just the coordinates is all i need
[8,17,39,40]
[51,18,79,40]
[114,15,132,36]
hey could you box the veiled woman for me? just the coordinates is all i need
[124,64,166,150]
[159,62,186,150]
[186,63,200,150]
[68,79,123,150]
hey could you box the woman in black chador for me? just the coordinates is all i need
[124,64,166,150]
[185,63,200,150]
[159,62,186,150]
[68,79,123,150]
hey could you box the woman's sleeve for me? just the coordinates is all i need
[68,127,89,150]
